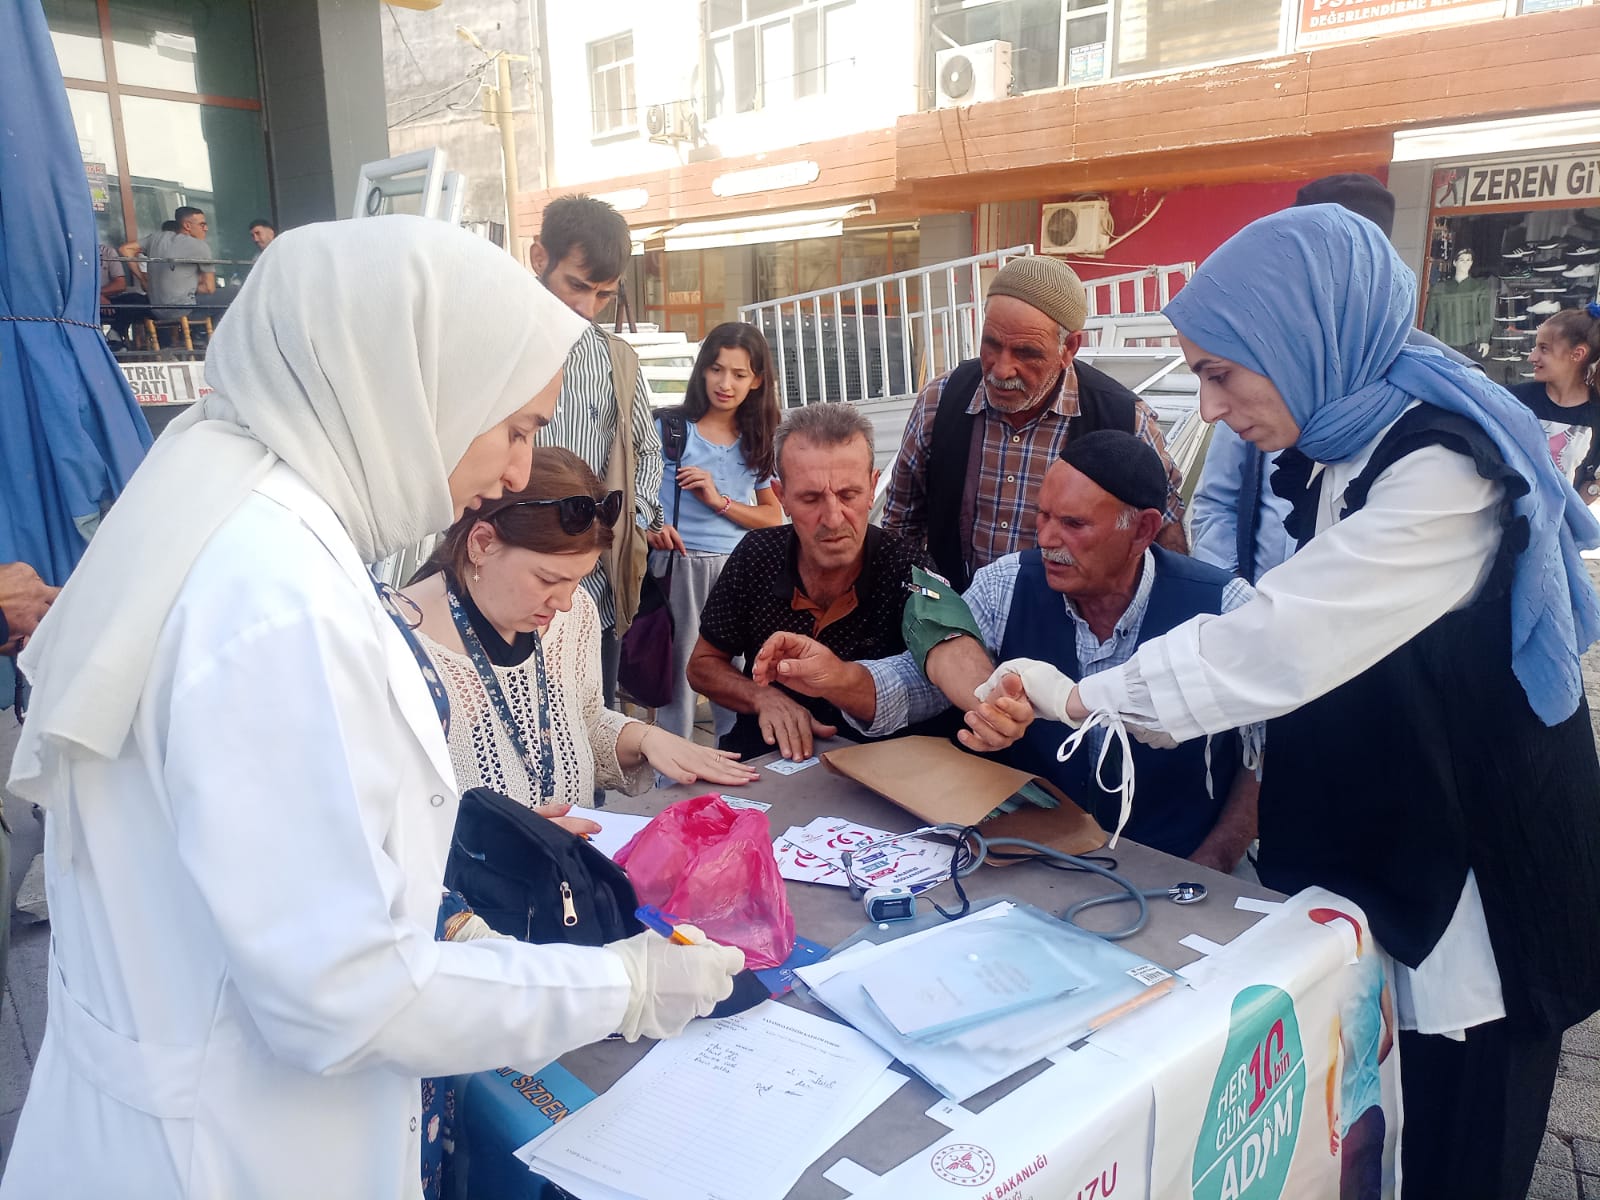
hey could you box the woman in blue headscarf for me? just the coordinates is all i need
[988,205,1600,1196]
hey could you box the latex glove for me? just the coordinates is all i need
[606,925,745,1042]
[978,658,1081,728]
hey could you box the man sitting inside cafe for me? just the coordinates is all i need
[687,403,955,763]
[752,431,1260,871]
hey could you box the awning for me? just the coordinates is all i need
[631,201,876,254]
[1392,109,1600,163]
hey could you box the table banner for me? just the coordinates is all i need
[839,888,1400,1200]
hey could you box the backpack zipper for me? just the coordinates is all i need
[560,880,578,927]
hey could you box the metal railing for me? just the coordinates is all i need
[739,252,1196,408]
[738,244,1035,408]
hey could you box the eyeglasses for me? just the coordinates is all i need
[495,490,624,535]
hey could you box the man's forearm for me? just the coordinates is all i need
[1156,520,1189,554]
[923,634,998,712]
[1190,766,1259,872]
[686,644,764,714]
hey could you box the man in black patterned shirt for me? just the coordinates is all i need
[689,404,953,760]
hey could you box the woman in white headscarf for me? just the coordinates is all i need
[2,216,742,1200]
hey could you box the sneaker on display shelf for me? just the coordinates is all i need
[1528,299,1562,315]
[1533,263,1570,273]
[1570,244,1599,258]
[1503,245,1535,259]
[1563,263,1598,278]
[1536,239,1564,251]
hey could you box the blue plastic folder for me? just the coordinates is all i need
[855,924,1088,1040]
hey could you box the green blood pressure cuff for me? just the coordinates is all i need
[902,565,985,673]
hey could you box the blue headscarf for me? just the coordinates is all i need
[1165,204,1600,726]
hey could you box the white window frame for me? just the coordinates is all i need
[588,31,637,140]
[704,0,856,118]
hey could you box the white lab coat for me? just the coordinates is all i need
[1,466,632,1199]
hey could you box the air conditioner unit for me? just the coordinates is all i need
[935,41,1012,108]
[643,100,697,144]
[1040,200,1113,255]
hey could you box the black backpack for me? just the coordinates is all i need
[445,787,644,946]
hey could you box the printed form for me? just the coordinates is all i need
[522,1000,894,1200]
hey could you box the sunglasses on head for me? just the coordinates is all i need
[494,490,624,535]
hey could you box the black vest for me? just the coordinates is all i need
[1263,404,1600,1033]
[998,546,1240,858]
[925,359,1139,592]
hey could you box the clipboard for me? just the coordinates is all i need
[821,736,1108,863]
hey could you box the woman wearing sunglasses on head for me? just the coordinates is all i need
[403,447,758,815]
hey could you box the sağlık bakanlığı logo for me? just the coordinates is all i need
[931,1143,997,1186]
[1192,985,1306,1200]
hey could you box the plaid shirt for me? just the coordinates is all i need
[882,362,1186,573]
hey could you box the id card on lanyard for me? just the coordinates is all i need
[445,586,557,804]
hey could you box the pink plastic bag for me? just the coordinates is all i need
[615,794,795,969]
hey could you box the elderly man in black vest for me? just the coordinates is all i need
[882,256,1188,592]
[754,431,1258,872]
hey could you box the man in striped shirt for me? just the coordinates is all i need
[531,196,665,707]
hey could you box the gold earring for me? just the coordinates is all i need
[472,569,480,583]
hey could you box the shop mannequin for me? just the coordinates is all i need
[1424,250,1494,357]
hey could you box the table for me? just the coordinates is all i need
[475,740,1402,1200]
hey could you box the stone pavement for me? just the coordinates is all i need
[4,584,1600,1193]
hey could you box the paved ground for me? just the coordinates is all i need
[3,584,1600,1193]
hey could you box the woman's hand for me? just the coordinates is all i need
[534,802,602,838]
[648,524,687,553]
[638,726,759,786]
[676,466,723,509]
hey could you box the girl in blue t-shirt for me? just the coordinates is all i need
[647,322,784,738]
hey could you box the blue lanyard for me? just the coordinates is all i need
[446,585,557,804]
[373,579,451,737]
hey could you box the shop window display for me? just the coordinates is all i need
[1424,207,1600,388]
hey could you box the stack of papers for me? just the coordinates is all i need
[794,902,1176,1101]
[772,816,953,892]
[517,1001,902,1200]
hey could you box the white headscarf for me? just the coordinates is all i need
[11,215,587,801]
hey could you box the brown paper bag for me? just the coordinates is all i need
[820,736,1107,863]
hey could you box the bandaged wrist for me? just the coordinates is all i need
[901,565,984,672]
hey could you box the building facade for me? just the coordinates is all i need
[503,0,1600,345]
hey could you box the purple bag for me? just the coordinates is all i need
[618,563,674,709]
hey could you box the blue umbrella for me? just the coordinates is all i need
[1,0,152,589]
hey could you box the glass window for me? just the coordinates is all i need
[65,89,122,246]
[931,0,1062,93]
[109,0,259,100]
[823,3,857,91]
[589,33,636,137]
[1114,0,1279,75]
[42,0,106,81]
[761,20,794,107]
[120,96,269,268]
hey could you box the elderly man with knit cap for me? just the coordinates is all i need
[883,256,1187,592]
[756,431,1259,871]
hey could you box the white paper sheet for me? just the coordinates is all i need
[584,809,653,861]
[524,1001,893,1200]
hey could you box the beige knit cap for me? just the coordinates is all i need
[986,256,1089,333]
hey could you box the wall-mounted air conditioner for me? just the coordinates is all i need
[1040,200,1113,255]
[935,41,1012,108]
[643,100,697,144]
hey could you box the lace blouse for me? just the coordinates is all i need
[417,587,652,808]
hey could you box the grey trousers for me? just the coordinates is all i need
[649,549,737,740]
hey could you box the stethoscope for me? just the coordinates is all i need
[840,824,1207,940]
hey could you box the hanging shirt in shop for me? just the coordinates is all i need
[1423,277,1495,350]
[1508,380,1600,484]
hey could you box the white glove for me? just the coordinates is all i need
[605,924,746,1042]
[977,658,1081,728]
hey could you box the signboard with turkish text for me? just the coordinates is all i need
[120,361,211,407]
[1432,153,1600,210]
[1296,0,1501,47]
[838,890,1400,1200]
[84,161,108,213]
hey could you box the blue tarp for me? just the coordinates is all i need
[1,0,152,587]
